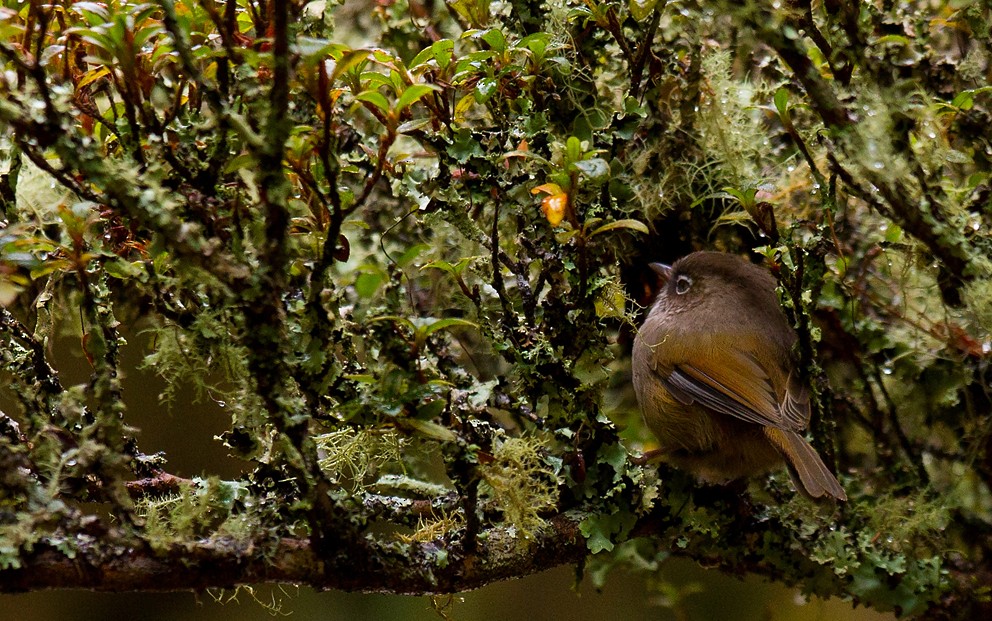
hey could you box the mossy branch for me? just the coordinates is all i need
[0,481,986,619]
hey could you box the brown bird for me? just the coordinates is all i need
[632,251,846,500]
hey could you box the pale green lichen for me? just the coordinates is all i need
[478,436,559,541]
[137,477,246,544]
[207,584,296,615]
[695,50,770,189]
[315,427,406,492]
[140,310,252,408]
[395,509,464,544]
[962,258,992,339]
[863,491,950,553]
[836,81,915,188]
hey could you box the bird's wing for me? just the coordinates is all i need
[657,347,806,432]
[779,373,810,429]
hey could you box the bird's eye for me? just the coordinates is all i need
[674,275,692,294]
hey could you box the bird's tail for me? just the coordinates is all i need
[764,428,847,501]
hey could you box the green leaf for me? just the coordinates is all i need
[104,258,145,280]
[409,46,435,70]
[480,28,507,53]
[421,259,458,274]
[874,34,913,47]
[951,91,973,110]
[131,4,159,26]
[404,419,457,442]
[222,152,256,175]
[601,442,629,477]
[132,23,164,50]
[395,84,439,112]
[416,398,446,420]
[356,90,390,114]
[580,511,637,554]
[328,49,371,83]
[722,186,758,208]
[432,39,455,69]
[419,317,478,338]
[517,33,549,59]
[565,136,583,165]
[29,259,73,280]
[0,18,25,42]
[354,271,385,298]
[422,255,483,276]
[448,0,490,28]
[360,71,394,90]
[773,87,790,122]
[368,315,416,332]
[449,128,483,162]
[458,49,496,65]
[370,49,398,64]
[629,0,662,21]
[72,2,111,23]
[883,223,903,244]
[573,157,609,181]
[474,77,498,103]
[344,374,376,384]
[588,219,649,238]
[949,87,992,111]
[296,37,339,65]
[580,515,616,554]
[394,243,431,268]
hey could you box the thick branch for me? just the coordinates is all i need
[0,514,587,595]
[0,493,985,620]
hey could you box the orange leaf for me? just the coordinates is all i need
[531,182,563,196]
[541,193,568,226]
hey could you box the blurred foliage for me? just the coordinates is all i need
[1,0,991,618]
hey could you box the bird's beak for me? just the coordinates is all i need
[649,262,672,285]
